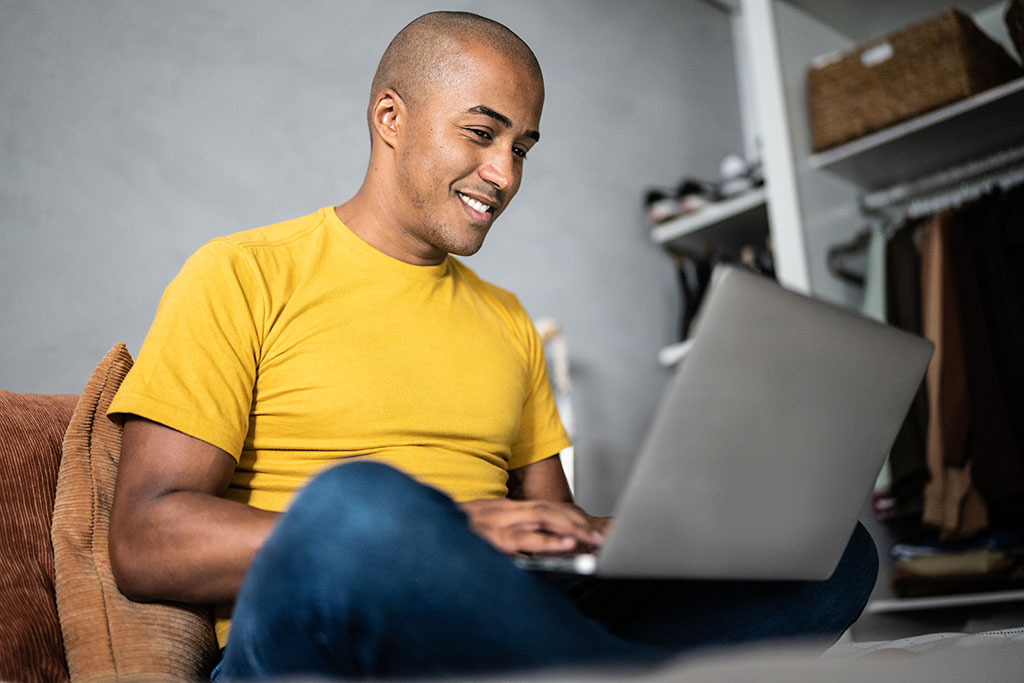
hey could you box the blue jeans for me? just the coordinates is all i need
[218,462,877,679]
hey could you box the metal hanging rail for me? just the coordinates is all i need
[859,142,1024,218]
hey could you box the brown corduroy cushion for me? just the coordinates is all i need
[0,390,77,683]
[51,343,218,681]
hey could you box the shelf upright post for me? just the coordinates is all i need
[740,0,812,294]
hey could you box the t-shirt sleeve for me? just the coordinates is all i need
[506,314,572,471]
[108,239,265,459]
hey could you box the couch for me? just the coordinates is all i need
[4,344,1023,682]
[0,344,217,682]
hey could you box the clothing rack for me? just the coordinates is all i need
[859,142,1024,220]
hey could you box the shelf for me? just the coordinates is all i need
[866,588,1024,615]
[650,187,768,255]
[807,77,1024,190]
[657,339,694,367]
[783,0,999,44]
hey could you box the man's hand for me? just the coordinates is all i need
[473,454,613,556]
[459,498,605,556]
[588,515,612,536]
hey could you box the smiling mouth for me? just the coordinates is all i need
[457,191,494,216]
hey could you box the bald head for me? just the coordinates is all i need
[368,12,543,135]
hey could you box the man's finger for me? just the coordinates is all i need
[461,499,604,548]
[466,499,597,541]
[503,528,577,555]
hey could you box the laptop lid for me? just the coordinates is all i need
[596,265,933,580]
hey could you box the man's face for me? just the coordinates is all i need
[393,43,544,259]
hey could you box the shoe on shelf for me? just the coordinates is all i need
[676,178,722,215]
[644,188,681,225]
[643,175,727,227]
[718,153,764,198]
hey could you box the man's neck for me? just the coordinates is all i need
[334,190,447,266]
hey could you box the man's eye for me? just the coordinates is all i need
[512,146,529,160]
[471,129,492,140]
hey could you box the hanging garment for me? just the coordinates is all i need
[674,255,714,341]
[919,210,989,540]
[964,187,1024,445]
[883,221,931,540]
[960,187,1024,526]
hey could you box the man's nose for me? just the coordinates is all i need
[478,152,515,191]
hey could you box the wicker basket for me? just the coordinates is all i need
[807,8,1023,152]
[1008,0,1024,64]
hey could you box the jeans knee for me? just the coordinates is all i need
[818,522,878,633]
[844,522,879,598]
[301,461,422,504]
[228,462,482,677]
[296,460,447,522]
[273,461,459,564]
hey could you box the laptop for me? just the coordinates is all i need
[516,265,933,580]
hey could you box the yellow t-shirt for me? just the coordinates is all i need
[108,207,570,645]
[110,205,569,506]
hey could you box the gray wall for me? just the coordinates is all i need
[1,0,743,512]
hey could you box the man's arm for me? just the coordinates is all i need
[459,455,610,555]
[108,416,278,604]
[512,454,612,536]
[506,454,571,502]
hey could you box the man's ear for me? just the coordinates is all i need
[370,88,405,149]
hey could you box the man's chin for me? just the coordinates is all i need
[437,229,489,258]
[446,241,485,257]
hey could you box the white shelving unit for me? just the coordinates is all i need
[649,4,1023,622]
[740,0,1021,304]
[809,76,1024,190]
[649,187,768,256]
[657,339,694,368]
[867,588,1024,615]
[737,0,1024,620]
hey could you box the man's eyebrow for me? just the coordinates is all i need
[466,105,540,142]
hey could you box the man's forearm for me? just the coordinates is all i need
[508,455,573,502]
[110,490,278,604]
[109,490,278,604]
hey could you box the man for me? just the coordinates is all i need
[108,11,876,679]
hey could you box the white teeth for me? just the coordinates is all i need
[459,193,491,214]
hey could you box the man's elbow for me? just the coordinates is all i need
[108,516,157,602]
